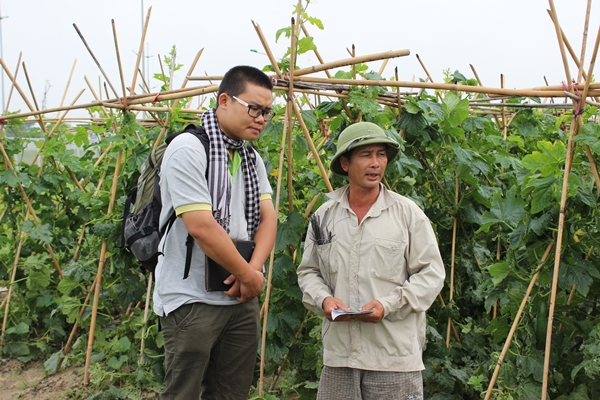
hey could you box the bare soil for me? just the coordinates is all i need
[0,358,85,400]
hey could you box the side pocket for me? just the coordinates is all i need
[171,303,195,328]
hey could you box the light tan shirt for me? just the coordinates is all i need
[297,184,445,371]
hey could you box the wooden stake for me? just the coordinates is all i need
[576,0,593,83]
[73,23,119,98]
[548,0,572,82]
[446,175,459,347]
[111,19,128,112]
[251,21,283,77]
[293,49,409,78]
[416,54,442,101]
[130,7,152,97]
[290,99,333,192]
[0,224,27,349]
[300,23,332,78]
[258,102,290,396]
[485,240,555,400]
[139,274,153,364]
[84,151,123,385]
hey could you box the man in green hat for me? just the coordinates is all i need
[297,121,445,399]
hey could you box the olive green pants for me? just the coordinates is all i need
[159,299,260,400]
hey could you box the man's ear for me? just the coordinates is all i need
[217,92,229,109]
[340,155,350,173]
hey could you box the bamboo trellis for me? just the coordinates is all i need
[0,1,597,398]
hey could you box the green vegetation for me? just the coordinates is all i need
[0,3,599,400]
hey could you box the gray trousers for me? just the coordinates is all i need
[159,299,260,400]
[317,366,423,400]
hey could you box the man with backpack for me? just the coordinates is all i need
[153,65,277,400]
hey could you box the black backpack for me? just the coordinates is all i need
[121,124,209,275]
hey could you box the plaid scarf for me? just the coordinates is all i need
[201,108,261,239]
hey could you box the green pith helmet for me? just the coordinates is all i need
[330,122,400,176]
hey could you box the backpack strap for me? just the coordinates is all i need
[178,125,210,280]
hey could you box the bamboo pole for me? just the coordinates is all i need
[258,101,290,396]
[542,16,600,400]
[484,240,555,400]
[21,62,41,113]
[0,57,47,130]
[290,98,333,192]
[130,7,152,98]
[84,151,123,385]
[0,218,27,349]
[293,49,410,77]
[0,134,64,278]
[300,23,332,79]
[416,54,442,101]
[2,53,23,116]
[62,278,96,360]
[446,175,459,347]
[139,274,153,364]
[73,23,119,98]
[577,0,592,84]
[545,10,589,83]
[111,19,128,112]
[548,0,572,83]
[294,76,600,98]
[151,49,204,150]
[59,59,78,108]
[30,89,86,166]
[251,21,282,77]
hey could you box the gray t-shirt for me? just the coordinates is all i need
[152,131,272,317]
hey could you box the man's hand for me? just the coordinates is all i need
[354,300,385,323]
[223,261,263,299]
[236,269,265,303]
[322,297,351,321]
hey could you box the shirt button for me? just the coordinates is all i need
[352,246,357,251]
[352,325,357,330]
[351,362,356,367]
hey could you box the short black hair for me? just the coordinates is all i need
[217,65,273,99]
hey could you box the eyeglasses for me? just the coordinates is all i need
[232,95,275,121]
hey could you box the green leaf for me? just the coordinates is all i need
[6,322,30,335]
[28,268,51,291]
[519,353,544,382]
[418,100,444,120]
[478,186,526,232]
[575,123,600,155]
[275,212,305,252]
[522,141,566,177]
[23,222,53,244]
[558,260,595,296]
[488,262,510,287]
[523,175,559,214]
[398,112,427,137]
[73,126,91,147]
[107,355,126,370]
[57,277,80,296]
[112,336,132,353]
[297,36,317,55]
[44,350,62,374]
[442,92,469,127]
[522,381,543,400]
[2,342,30,357]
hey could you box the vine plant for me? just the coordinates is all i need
[0,3,599,400]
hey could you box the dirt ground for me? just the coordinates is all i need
[0,358,84,400]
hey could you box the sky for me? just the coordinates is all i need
[0,0,597,116]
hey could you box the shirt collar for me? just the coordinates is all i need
[326,183,398,216]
